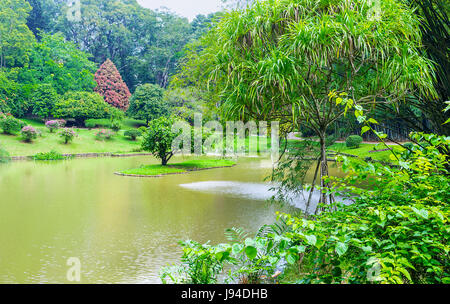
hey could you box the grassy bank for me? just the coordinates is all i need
[328,142,405,162]
[120,159,236,176]
[0,119,144,157]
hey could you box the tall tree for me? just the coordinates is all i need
[56,0,194,90]
[18,32,97,95]
[181,0,436,210]
[127,84,168,124]
[94,59,131,111]
[0,0,35,68]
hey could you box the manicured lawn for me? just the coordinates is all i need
[0,120,144,156]
[120,159,236,176]
[328,142,405,162]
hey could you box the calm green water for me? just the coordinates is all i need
[0,156,291,283]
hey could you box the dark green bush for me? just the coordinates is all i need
[0,115,25,134]
[53,91,124,125]
[33,150,66,161]
[85,119,111,129]
[124,129,142,141]
[110,120,122,132]
[346,135,363,149]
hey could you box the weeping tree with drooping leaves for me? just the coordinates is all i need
[184,0,436,212]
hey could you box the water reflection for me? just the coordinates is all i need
[0,156,345,283]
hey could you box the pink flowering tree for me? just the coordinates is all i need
[94,59,131,111]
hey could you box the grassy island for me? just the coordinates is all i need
[118,159,236,177]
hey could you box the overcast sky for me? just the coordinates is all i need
[136,0,223,21]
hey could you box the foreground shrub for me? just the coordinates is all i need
[0,115,24,135]
[96,129,114,141]
[124,129,142,141]
[162,132,449,284]
[45,120,66,133]
[59,128,77,144]
[346,135,363,149]
[21,126,39,142]
[33,150,67,161]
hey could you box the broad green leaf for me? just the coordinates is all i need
[335,242,348,256]
[361,126,371,135]
[245,246,257,260]
[304,235,317,246]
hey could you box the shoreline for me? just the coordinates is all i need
[9,152,153,161]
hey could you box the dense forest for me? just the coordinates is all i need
[0,0,218,119]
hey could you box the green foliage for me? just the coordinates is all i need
[84,119,111,129]
[53,91,123,125]
[346,135,363,149]
[164,132,449,284]
[32,150,66,161]
[20,125,39,142]
[123,129,142,141]
[0,115,25,134]
[18,32,97,94]
[110,120,122,132]
[141,116,182,165]
[161,240,232,284]
[164,87,218,124]
[58,128,76,144]
[0,70,34,117]
[0,0,36,68]
[128,84,169,123]
[57,0,203,90]
[31,83,58,118]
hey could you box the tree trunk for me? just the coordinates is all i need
[317,131,331,213]
[305,159,320,214]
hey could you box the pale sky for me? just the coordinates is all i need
[137,0,223,21]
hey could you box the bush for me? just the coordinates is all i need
[110,120,121,132]
[45,119,66,133]
[138,126,148,134]
[21,126,39,142]
[346,135,363,149]
[59,128,77,144]
[0,115,25,134]
[53,91,124,125]
[33,150,66,161]
[85,119,111,129]
[124,129,142,141]
[96,129,114,141]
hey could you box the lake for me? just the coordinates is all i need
[0,155,343,283]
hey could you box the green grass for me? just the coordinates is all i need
[120,159,236,176]
[0,120,143,156]
[328,142,404,162]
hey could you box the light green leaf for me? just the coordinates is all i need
[245,246,257,260]
[335,242,348,256]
